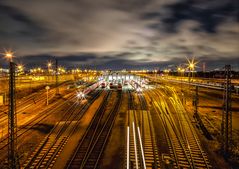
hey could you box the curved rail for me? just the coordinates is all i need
[150,89,212,168]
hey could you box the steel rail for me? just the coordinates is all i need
[66,91,112,168]
[24,89,102,168]
[153,90,193,168]
[80,92,122,169]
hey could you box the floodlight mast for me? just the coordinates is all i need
[5,51,19,169]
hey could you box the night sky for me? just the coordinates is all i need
[0,0,238,70]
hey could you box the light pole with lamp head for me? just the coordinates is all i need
[4,50,19,169]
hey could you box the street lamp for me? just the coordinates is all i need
[189,63,195,70]
[4,51,14,62]
[181,68,185,99]
[17,64,24,73]
[47,62,52,84]
[47,62,52,73]
[186,57,198,83]
[4,50,19,168]
[177,67,181,79]
[17,65,22,70]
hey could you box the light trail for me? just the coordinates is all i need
[127,126,130,169]
[137,126,146,169]
[132,122,139,169]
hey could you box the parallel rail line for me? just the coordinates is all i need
[126,90,160,169]
[138,94,160,168]
[23,89,103,169]
[151,89,211,169]
[0,91,76,152]
[67,91,122,169]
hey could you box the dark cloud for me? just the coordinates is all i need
[17,53,98,68]
[162,0,238,33]
[140,12,161,20]
[0,0,238,70]
[0,4,45,44]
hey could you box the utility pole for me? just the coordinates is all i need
[221,65,232,156]
[55,58,59,95]
[8,61,19,169]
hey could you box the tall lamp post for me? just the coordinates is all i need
[186,57,197,83]
[186,57,198,108]
[55,58,60,96]
[5,51,19,169]
[47,62,52,74]
[189,63,195,82]
[178,66,185,104]
[177,67,182,89]
[47,62,52,84]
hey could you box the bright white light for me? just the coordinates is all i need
[136,88,142,92]
[4,50,14,61]
[132,122,139,169]
[6,53,12,58]
[127,126,130,169]
[137,127,146,169]
[76,92,86,100]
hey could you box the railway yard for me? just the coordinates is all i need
[1,0,238,168]
[0,76,238,169]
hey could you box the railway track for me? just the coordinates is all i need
[0,91,76,150]
[170,94,211,168]
[22,89,103,168]
[0,81,72,124]
[67,91,122,169]
[0,87,100,167]
[126,90,160,169]
[0,81,92,150]
[0,88,57,124]
[0,91,79,166]
[151,89,211,169]
[127,91,140,169]
[138,94,160,169]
